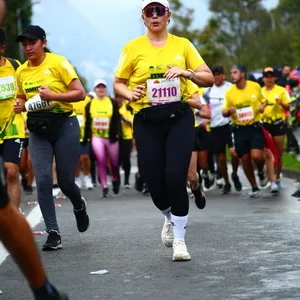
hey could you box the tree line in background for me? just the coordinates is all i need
[170,0,300,73]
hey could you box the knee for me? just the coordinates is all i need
[251,151,264,162]
[6,164,19,183]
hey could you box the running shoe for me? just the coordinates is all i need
[222,183,231,195]
[249,187,259,199]
[172,240,191,261]
[258,169,268,187]
[42,230,62,251]
[216,178,224,189]
[75,176,82,189]
[83,175,93,190]
[112,180,120,195]
[124,184,131,189]
[270,181,279,194]
[192,184,206,209]
[102,187,109,198]
[231,173,242,191]
[291,189,300,198]
[134,172,143,192]
[39,285,69,300]
[161,217,174,247]
[74,198,90,233]
[142,183,149,195]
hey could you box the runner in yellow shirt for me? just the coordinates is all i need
[14,25,89,251]
[223,65,268,198]
[113,0,214,261]
[261,67,291,192]
[73,96,93,190]
[0,28,25,208]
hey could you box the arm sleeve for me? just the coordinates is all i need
[185,40,205,70]
[115,43,134,79]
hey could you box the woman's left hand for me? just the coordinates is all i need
[164,65,186,79]
[38,86,54,101]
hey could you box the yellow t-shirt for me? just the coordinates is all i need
[90,97,113,138]
[0,58,25,142]
[223,81,264,126]
[261,84,291,123]
[16,53,79,115]
[115,33,205,114]
[119,102,133,140]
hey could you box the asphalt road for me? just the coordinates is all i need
[1,169,300,300]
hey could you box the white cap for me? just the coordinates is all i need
[94,79,107,89]
[141,0,170,10]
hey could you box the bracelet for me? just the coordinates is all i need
[187,69,195,80]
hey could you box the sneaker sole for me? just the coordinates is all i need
[76,198,90,233]
[173,254,192,261]
[42,244,63,251]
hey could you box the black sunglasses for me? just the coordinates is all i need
[143,6,168,18]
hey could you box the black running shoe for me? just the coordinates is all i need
[102,187,109,198]
[222,183,231,195]
[73,198,90,233]
[42,231,62,251]
[37,284,69,300]
[142,183,149,195]
[135,173,143,192]
[192,185,206,210]
[291,190,300,198]
[112,180,120,195]
[231,173,242,191]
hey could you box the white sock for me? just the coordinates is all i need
[161,207,171,221]
[171,214,188,241]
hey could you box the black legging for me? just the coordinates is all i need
[119,139,132,185]
[133,106,194,216]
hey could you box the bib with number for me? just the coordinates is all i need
[25,94,54,112]
[93,117,109,131]
[236,106,254,123]
[76,115,85,128]
[0,76,15,100]
[147,78,181,105]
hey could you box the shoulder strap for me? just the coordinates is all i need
[6,58,19,71]
[203,87,212,104]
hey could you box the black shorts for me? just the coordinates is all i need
[263,120,287,137]
[194,126,210,151]
[210,124,233,154]
[0,139,23,166]
[0,155,9,208]
[22,138,29,149]
[232,124,265,158]
[80,142,90,156]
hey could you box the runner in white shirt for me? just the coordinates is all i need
[204,66,241,194]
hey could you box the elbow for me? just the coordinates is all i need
[206,74,215,87]
[222,111,227,117]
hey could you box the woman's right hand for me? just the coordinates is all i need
[130,85,146,102]
[14,99,25,114]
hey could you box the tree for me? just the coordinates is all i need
[1,0,32,61]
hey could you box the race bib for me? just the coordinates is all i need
[93,117,109,131]
[147,78,181,105]
[0,76,15,100]
[76,115,85,127]
[25,94,54,112]
[236,106,254,123]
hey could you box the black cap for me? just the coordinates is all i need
[15,25,46,42]
[232,64,247,73]
[211,65,225,74]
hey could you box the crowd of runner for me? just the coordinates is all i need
[1,0,300,299]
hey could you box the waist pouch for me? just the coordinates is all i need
[27,111,71,136]
[231,122,262,131]
[139,102,187,123]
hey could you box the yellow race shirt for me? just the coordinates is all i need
[119,102,133,140]
[115,34,205,114]
[90,97,113,138]
[261,84,290,123]
[16,53,79,115]
[72,96,91,142]
[223,81,264,126]
[0,58,25,142]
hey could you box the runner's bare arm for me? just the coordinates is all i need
[186,91,203,109]
[113,77,146,102]
[14,95,27,114]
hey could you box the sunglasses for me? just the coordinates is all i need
[143,6,168,18]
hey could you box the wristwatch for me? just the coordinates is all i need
[187,69,195,80]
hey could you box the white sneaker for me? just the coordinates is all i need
[83,175,93,190]
[270,181,279,194]
[52,187,62,198]
[75,176,82,189]
[172,240,191,261]
[161,217,174,247]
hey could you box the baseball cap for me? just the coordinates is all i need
[211,65,225,74]
[232,64,247,73]
[94,79,107,89]
[16,25,46,42]
[263,67,275,77]
[141,0,170,10]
